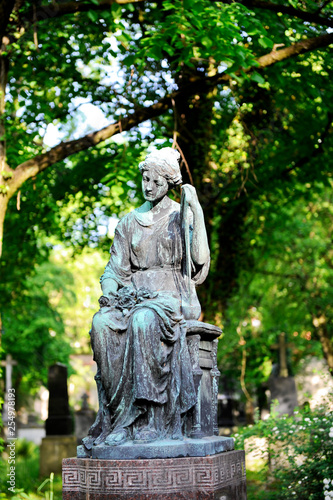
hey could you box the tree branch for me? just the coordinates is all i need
[10,99,171,194]
[254,33,333,68]
[24,0,145,24]
[206,32,333,88]
[23,0,333,29]
[10,31,333,195]
[218,0,333,29]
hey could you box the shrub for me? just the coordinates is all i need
[234,398,333,500]
[1,439,39,496]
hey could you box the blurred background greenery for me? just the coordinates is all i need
[0,0,332,498]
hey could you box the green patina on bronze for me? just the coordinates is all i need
[82,147,211,450]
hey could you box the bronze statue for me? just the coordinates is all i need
[82,147,210,451]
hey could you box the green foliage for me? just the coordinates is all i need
[51,247,107,354]
[2,0,333,408]
[235,397,333,499]
[1,440,39,496]
[6,4,120,166]
[0,397,3,454]
[0,439,62,498]
[134,0,265,72]
[218,182,332,398]
[1,257,73,399]
[53,139,145,252]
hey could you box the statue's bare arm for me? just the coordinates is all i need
[101,278,119,298]
[181,184,210,266]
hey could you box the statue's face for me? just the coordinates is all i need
[142,167,169,203]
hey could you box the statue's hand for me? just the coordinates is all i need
[98,295,110,308]
[101,278,118,305]
[98,290,117,308]
[181,184,200,212]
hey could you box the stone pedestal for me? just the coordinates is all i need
[62,450,246,499]
[40,435,77,476]
[64,321,247,498]
[77,436,234,460]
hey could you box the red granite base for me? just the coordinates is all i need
[62,450,246,500]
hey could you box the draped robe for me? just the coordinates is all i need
[90,197,209,439]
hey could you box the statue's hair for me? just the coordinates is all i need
[139,147,182,188]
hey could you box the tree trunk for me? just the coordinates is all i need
[0,50,8,171]
[174,75,250,318]
[0,40,9,259]
[0,193,8,259]
[0,0,16,42]
[313,316,333,376]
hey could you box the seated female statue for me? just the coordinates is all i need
[83,147,210,449]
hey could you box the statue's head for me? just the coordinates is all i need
[139,147,182,189]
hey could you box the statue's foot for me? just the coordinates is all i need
[93,428,113,447]
[77,444,92,457]
[105,428,129,446]
[82,435,95,450]
[134,428,158,444]
[86,405,105,439]
[171,433,183,441]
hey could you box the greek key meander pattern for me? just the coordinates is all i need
[63,454,245,493]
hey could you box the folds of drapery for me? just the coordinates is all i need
[90,293,196,438]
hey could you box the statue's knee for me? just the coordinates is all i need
[91,310,108,333]
[132,308,156,327]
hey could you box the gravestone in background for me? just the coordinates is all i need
[40,363,76,476]
[74,393,96,445]
[269,333,298,416]
[45,363,72,435]
[0,354,17,439]
[269,375,298,416]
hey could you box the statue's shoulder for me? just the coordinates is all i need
[121,210,136,221]
[134,198,180,215]
[169,199,180,212]
[119,199,181,229]
[169,199,181,223]
[116,210,136,231]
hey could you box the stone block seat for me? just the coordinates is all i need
[184,320,222,439]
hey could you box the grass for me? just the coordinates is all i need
[0,440,62,500]
[247,468,271,500]
[246,461,283,500]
